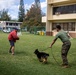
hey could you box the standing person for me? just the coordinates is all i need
[8,28,19,55]
[49,25,71,68]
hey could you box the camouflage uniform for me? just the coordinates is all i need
[62,40,71,65]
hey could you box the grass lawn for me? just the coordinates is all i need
[0,32,76,75]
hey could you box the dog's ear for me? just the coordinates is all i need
[34,49,38,54]
[36,49,38,51]
[36,49,39,52]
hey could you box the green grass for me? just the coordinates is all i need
[0,32,76,75]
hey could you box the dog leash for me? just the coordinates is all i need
[51,47,59,65]
[41,47,50,51]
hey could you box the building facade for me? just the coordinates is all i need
[46,0,76,38]
[0,21,22,31]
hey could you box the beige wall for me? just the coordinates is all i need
[47,9,76,21]
[52,14,76,20]
[46,0,76,38]
[48,0,76,8]
[47,4,52,20]
[48,0,76,4]
[53,0,69,2]
[48,0,68,4]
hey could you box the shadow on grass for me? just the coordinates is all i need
[15,51,29,56]
[41,62,60,66]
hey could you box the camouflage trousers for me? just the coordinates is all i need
[61,41,71,65]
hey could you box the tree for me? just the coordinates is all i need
[35,0,41,8]
[18,0,25,22]
[0,11,1,20]
[22,4,43,29]
[0,9,11,21]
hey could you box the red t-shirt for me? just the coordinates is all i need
[8,30,19,42]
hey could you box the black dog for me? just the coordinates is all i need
[34,49,49,63]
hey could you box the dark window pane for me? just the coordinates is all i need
[9,23,12,26]
[52,22,75,31]
[53,4,76,15]
[6,22,8,26]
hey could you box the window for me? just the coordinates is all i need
[6,22,8,26]
[71,22,75,31]
[53,4,76,15]
[13,23,18,26]
[9,23,12,26]
[63,23,68,31]
[15,23,18,26]
[52,23,56,30]
[52,22,75,31]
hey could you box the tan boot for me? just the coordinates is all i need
[62,65,69,68]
